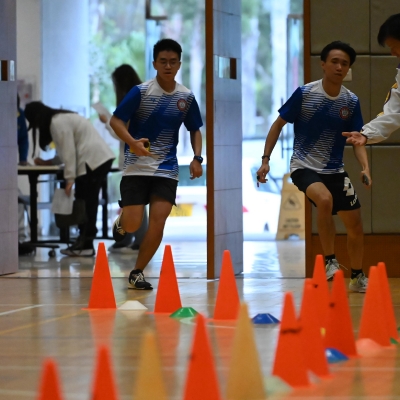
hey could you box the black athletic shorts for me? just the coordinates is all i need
[290,168,361,215]
[119,175,178,207]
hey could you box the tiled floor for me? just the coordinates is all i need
[1,238,400,399]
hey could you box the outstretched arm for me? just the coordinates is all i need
[343,131,367,146]
[256,116,287,183]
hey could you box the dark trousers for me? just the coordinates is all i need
[74,159,113,241]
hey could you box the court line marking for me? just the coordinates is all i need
[0,305,42,316]
[0,310,86,336]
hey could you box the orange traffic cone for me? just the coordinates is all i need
[37,358,64,400]
[133,331,168,400]
[213,250,240,320]
[91,345,118,400]
[377,262,399,340]
[312,254,330,329]
[154,245,182,314]
[299,279,330,378]
[226,303,266,399]
[86,243,116,309]
[324,270,357,357]
[358,266,391,347]
[89,310,116,347]
[183,314,222,400]
[272,292,310,388]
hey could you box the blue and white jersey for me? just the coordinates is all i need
[279,79,363,174]
[113,78,203,180]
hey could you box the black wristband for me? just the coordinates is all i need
[261,155,270,160]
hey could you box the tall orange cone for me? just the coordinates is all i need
[312,254,330,329]
[91,345,118,400]
[87,242,116,309]
[299,279,330,378]
[213,250,240,320]
[272,292,310,388]
[324,270,357,357]
[37,358,64,400]
[154,245,182,314]
[183,314,222,400]
[226,303,266,399]
[377,262,399,340]
[133,331,168,400]
[358,266,391,346]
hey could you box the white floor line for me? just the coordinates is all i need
[0,305,42,316]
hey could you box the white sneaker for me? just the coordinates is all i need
[349,272,368,293]
[325,258,341,281]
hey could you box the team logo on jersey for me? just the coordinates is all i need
[177,98,187,111]
[339,106,350,119]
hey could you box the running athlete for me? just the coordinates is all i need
[343,13,400,146]
[257,41,371,292]
[110,39,203,290]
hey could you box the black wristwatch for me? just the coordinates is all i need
[193,155,203,164]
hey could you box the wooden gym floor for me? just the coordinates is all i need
[1,238,400,399]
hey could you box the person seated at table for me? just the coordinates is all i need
[98,64,149,254]
[24,101,115,257]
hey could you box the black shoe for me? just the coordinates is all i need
[112,212,126,242]
[128,269,153,290]
[60,240,95,257]
[18,242,35,256]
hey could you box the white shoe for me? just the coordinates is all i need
[325,258,341,281]
[349,272,368,293]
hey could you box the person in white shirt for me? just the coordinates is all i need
[98,64,149,254]
[25,101,115,256]
[343,13,400,145]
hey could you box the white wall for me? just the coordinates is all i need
[42,0,89,116]
[16,0,42,101]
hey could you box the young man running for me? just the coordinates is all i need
[344,13,400,146]
[110,39,203,289]
[257,41,371,292]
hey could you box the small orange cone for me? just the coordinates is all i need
[133,331,168,400]
[87,243,116,309]
[213,250,240,320]
[37,358,64,400]
[91,345,118,400]
[299,279,330,378]
[312,255,330,329]
[324,270,357,357]
[377,262,399,340]
[272,292,310,388]
[154,245,182,314]
[226,303,266,399]
[183,314,222,400]
[358,266,391,347]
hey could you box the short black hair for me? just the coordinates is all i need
[320,41,356,66]
[377,13,400,46]
[153,38,182,61]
